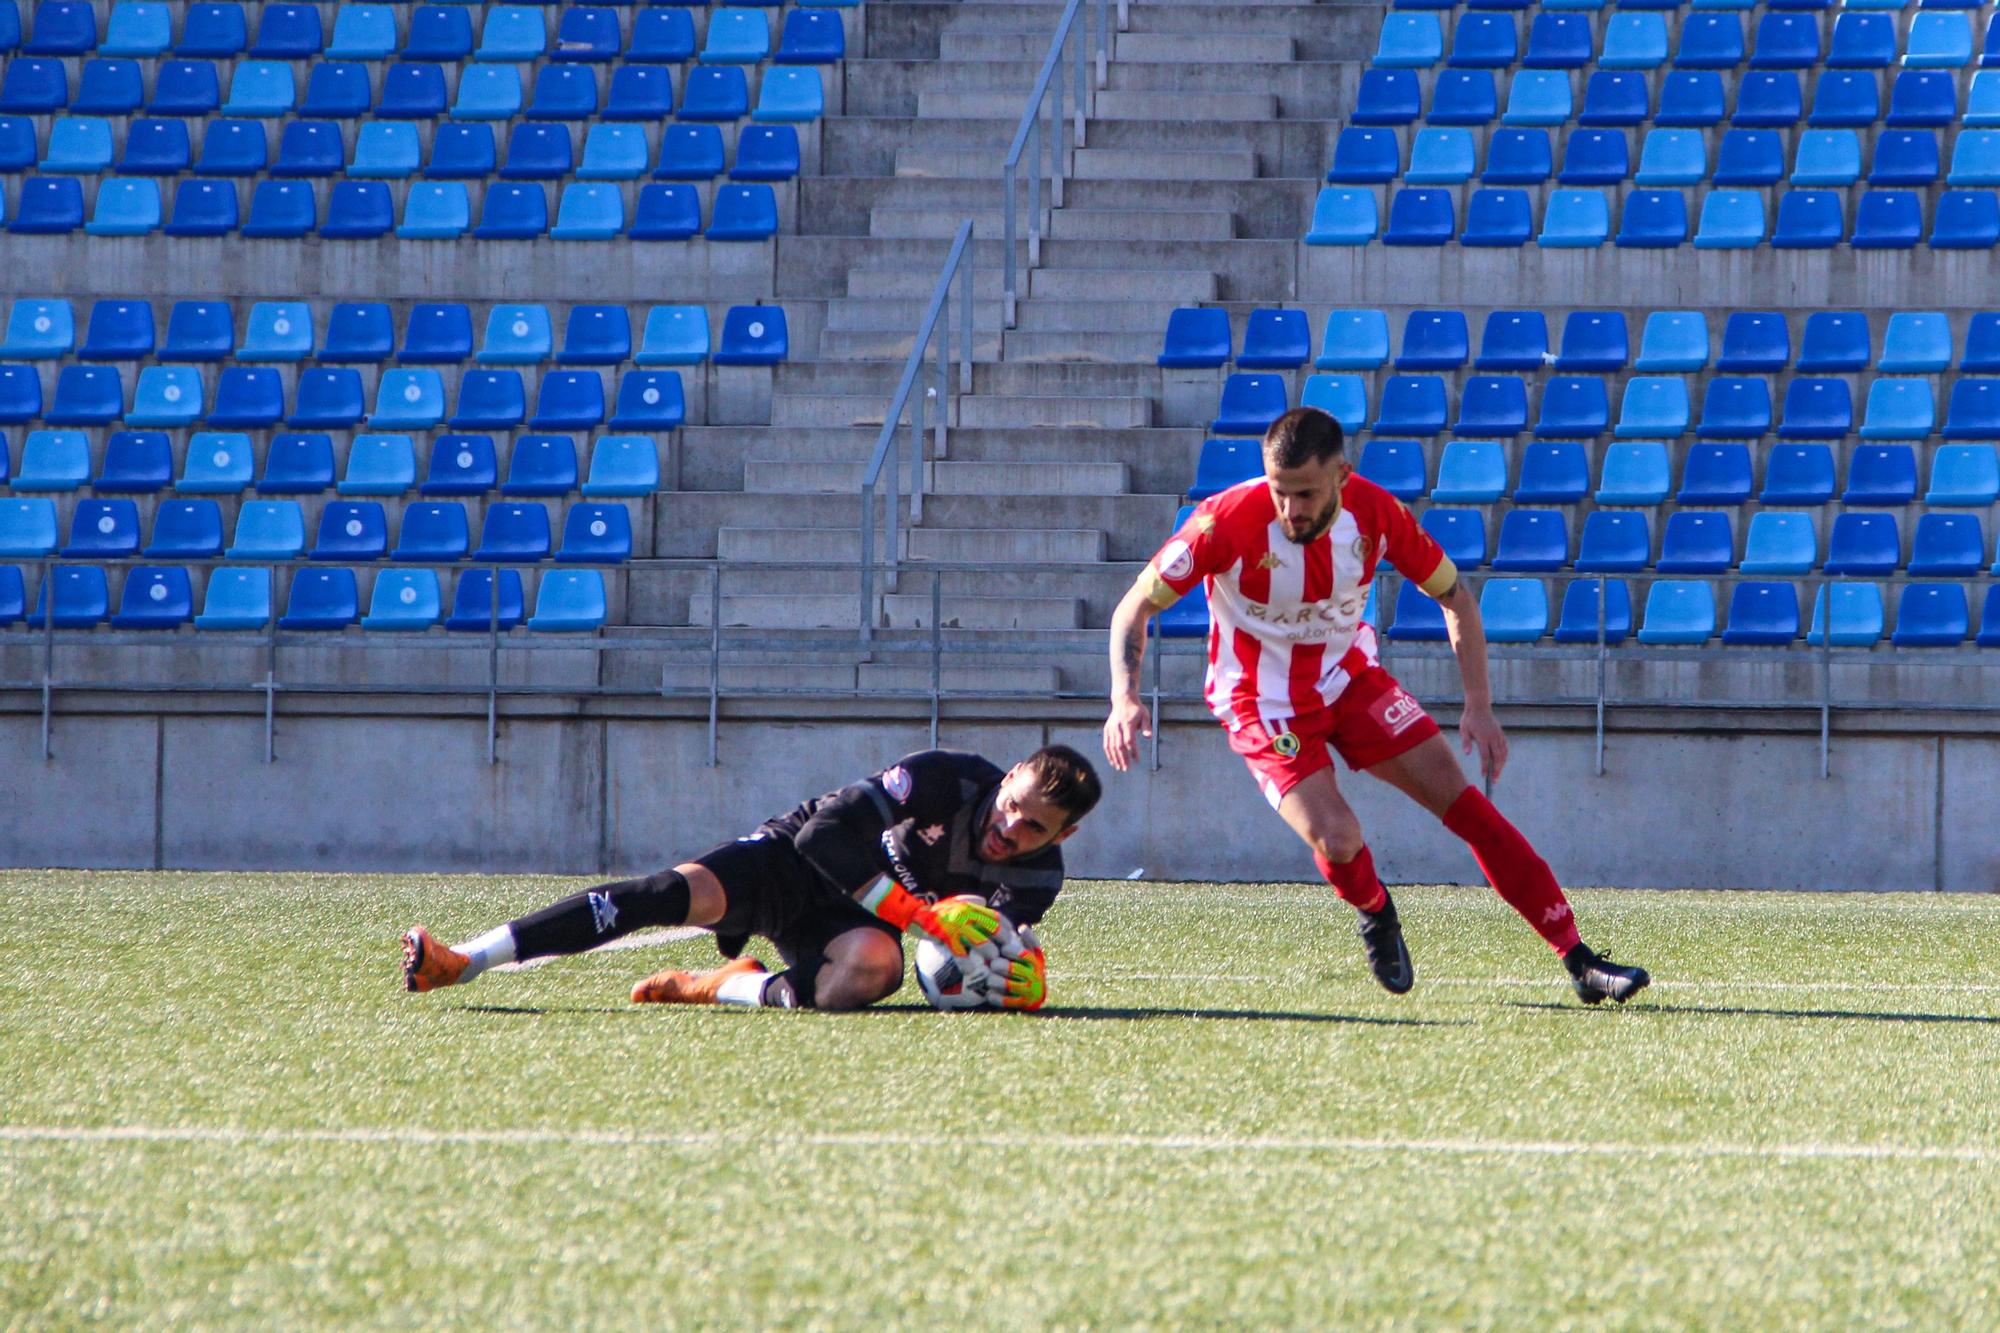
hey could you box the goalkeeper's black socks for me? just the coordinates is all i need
[508,869,693,961]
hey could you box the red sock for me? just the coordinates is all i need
[1441,787,1581,954]
[1315,845,1388,914]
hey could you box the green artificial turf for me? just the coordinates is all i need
[3,872,1998,1329]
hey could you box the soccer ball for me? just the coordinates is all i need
[913,935,1002,1010]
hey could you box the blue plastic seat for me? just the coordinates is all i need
[1879,312,1952,372]
[528,569,605,633]
[640,302,712,364]
[1948,130,2000,185]
[1851,190,1922,249]
[1525,13,1592,67]
[1697,377,1772,438]
[404,8,472,61]
[297,62,369,118]
[139,498,220,558]
[1405,128,1474,184]
[1553,578,1632,644]
[479,306,553,365]
[234,301,311,363]
[554,5,620,61]
[0,496,56,554]
[351,122,420,180]
[680,66,749,121]
[1314,310,1388,370]
[1926,444,2000,504]
[447,370,523,430]
[1383,188,1453,244]
[391,503,469,562]
[1943,382,2000,440]
[1355,438,1423,499]
[425,124,495,180]
[126,365,203,427]
[1601,12,1668,68]
[1806,583,1885,648]
[1461,188,1530,245]
[500,123,570,180]
[1329,127,1399,183]
[1859,379,1934,440]
[1515,441,1587,502]
[630,8,697,63]
[1734,70,1804,127]
[552,183,624,240]
[1305,188,1377,244]
[1474,311,1546,371]
[1677,13,1744,67]
[1713,312,1790,373]
[1,57,67,114]
[473,183,549,239]
[361,568,441,631]
[1738,512,1817,575]
[1964,315,2000,371]
[272,120,344,178]
[1579,71,1648,126]
[0,364,38,422]
[96,430,170,492]
[399,305,473,365]
[380,62,447,120]
[777,9,843,63]
[608,371,684,430]
[1503,71,1570,125]
[1631,128,1697,184]
[64,498,138,557]
[102,3,170,57]
[1694,190,1766,248]
[605,66,673,121]
[1534,376,1610,437]
[1353,69,1420,126]
[1752,12,1818,68]
[1636,580,1715,644]
[1159,307,1230,368]
[369,370,445,430]
[1759,444,1836,505]
[704,7,770,63]
[1635,312,1707,371]
[1596,441,1672,503]
[531,372,605,430]
[1907,513,1984,576]
[1655,510,1734,573]
[1302,375,1367,433]
[73,58,141,115]
[41,116,112,173]
[13,428,88,489]
[583,436,660,498]
[1553,312,1626,372]
[1427,70,1496,125]
[1452,378,1527,436]
[392,181,466,239]
[1213,373,1287,435]
[177,3,242,55]
[192,566,264,629]
[1828,13,1893,68]
[1657,71,1725,126]
[655,124,725,180]
[22,565,108,628]
[337,434,416,497]
[1704,128,1778,186]
[1771,189,1843,248]
[1420,508,1486,569]
[280,567,359,630]
[1574,511,1649,573]
[716,306,789,365]
[108,566,192,630]
[708,183,776,240]
[1906,12,1973,68]
[1375,12,1441,66]
[1892,584,1969,646]
[556,503,632,564]
[631,185,702,241]
[47,365,122,424]
[116,118,189,176]
[1477,578,1548,642]
[1930,190,2000,248]
[226,500,305,560]
[1871,130,1941,185]
[156,302,227,362]
[1807,71,1878,130]
[1613,378,1689,438]
[580,124,649,181]
[422,435,498,497]
[1617,189,1687,246]
[476,5,543,61]
[1972,71,2000,125]
[1483,129,1551,183]
[241,180,315,237]
[1397,311,1468,370]
[222,60,294,117]
[320,180,394,239]
[1490,509,1568,571]
[310,501,387,562]
[174,431,252,493]
[474,502,552,562]
[10,176,85,233]
[330,4,398,59]
[1775,377,1851,440]
[258,433,334,494]
[1798,311,1869,371]
[1189,437,1260,501]
[1718,582,1799,645]
[445,569,525,633]
[446,66,520,121]
[1841,444,1917,505]
[1373,375,1447,435]
[27,0,94,54]
[1888,70,1955,126]
[1981,589,2000,647]
[754,68,823,123]
[160,178,234,236]
[503,434,579,496]
[190,121,262,178]
[0,297,72,357]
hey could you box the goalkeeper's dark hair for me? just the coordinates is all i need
[1262,406,1345,471]
[1024,744,1102,828]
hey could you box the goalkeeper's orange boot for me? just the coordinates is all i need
[401,927,470,993]
[631,956,766,1005]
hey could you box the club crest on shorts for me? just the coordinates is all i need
[1271,730,1301,758]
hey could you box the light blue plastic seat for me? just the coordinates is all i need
[103,3,171,57]
[1314,310,1388,370]
[476,6,545,62]
[1537,188,1609,247]
[552,183,624,240]
[0,496,57,554]
[1739,512,1816,574]
[392,502,470,562]
[1925,444,2000,504]
[1693,189,1764,247]
[1305,188,1377,244]
[580,124,649,181]
[396,181,469,239]
[143,499,222,557]
[639,307,709,366]
[1637,580,1715,644]
[1479,578,1548,642]
[753,68,824,123]
[583,436,661,498]
[1404,128,1473,184]
[1953,130,2000,186]
[1905,12,1972,68]
[1878,312,1952,372]
[225,500,305,559]
[126,365,203,426]
[1376,13,1441,67]
[172,432,249,494]
[85,177,161,236]
[452,66,523,120]
[608,371,684,430]
[528,569,605,632]
[0,297,73,357]
[1970,71,2000,126]
[1635,312,1707,371]
[479,306,553,365]
[1632,128,1701,184]
[328,4,395,59]
[351,122,420,179]
[361,569,442,631]
[1806,584,1884,648]
[1614,377,1691,438]
[338,434,416,496]
[1602,12,1668,69]
[1429,440,1506,503]
[370,370,446,429]
[1596,441,1672,503]
[41,117,113,173]
[704,7,771,62]
[193,568,268,629]
[238,301,312,362]
[11,428,87,491]
[1859,380,1935,440]
[221,60,293,117]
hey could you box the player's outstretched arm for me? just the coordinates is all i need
[1434,578,1508,782]
[1104,579,1170,773]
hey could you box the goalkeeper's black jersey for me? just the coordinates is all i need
[763,749,1065,926]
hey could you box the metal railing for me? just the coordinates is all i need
[857,218,975,650]
[1001,0,1116,328]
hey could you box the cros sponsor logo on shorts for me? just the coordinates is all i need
[1159,539,1194,582]
[1382,691,1424,734]
[883,765,913,803]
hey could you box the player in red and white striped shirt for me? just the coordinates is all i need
[1103,407,1648,1005]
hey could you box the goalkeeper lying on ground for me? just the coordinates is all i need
[401,746,1101,1012]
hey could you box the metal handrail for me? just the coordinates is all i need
[857,218,975,651]
[1001,0,1115,328]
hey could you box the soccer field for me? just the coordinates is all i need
[3,872,1998,1329]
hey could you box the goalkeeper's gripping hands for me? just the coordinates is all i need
[994,935,1047,1011]
[861,879,998,957]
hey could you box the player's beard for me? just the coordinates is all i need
[1282,496,1340,545]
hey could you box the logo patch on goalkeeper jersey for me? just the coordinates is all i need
[883,765,913,803]
[588,891,618,935]
[1159,539,1194,582]
[1271,730,1301,758]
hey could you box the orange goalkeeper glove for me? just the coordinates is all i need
[860,882,998,957]
[994,925,1047,1011]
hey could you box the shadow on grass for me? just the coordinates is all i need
[1510,1001,2000,1026]
[459,1002,1455,1028]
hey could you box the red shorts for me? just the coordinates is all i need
[1225,666,1441,809]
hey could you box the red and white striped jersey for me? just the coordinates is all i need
[1143,474,1458,729]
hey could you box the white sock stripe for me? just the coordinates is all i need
[494,926,705,971]
[0,1124,1994,1165]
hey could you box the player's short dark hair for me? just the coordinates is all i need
[1024,744,1102,827]
[1262,407,1346,471]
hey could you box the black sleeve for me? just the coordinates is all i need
[791,751,978,898]
[989,853,1062,928]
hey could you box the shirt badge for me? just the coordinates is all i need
[917,823,945,846]
[1258,551,1283,570]
[883,765,913,803]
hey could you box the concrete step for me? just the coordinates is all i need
[956,394,1150,429]
[886,594,1082,630]
[1029,266,1217,302]
[869,205,1033,241]
[1115,30,1294,63]
[771,391,944,429]
[718,525,1107,564]
[816,329,1005,364]
[937,30,1066,61]
[848,265,1010,300]
[1092,89,1279,121]
[1070,148,1260,181]
[743,459,1129,496]
[1012,298,1187,333]
[1000,330,1166,364]
[824,299,1009,333]
[856,662,1062,693]
[894,144,1036,178]
[1046,208,1234,241]
[913,89,1051,121]
[650,661,1061,695]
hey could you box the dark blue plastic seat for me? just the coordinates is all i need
[1892,584,1969,646]
[321,303,393,364]
[379,62,447,119]
[1534,376,1611,438]
[298,61,369,118]
[530,64,598,120]
[75,58,143,115]
[97,430,171,492]
[474,502,552,561]
[1553,578,1632,644]
[27,0,97,55]
[1677,13,1744,68]
[1477,311,1547,369]
[1212,373,1287,435]
[1842,444,1917,505]
[1734,70,1803,126]
[631,185,701,240]
[426,123,496,179]
[1799,311,1869,370]
[1383,188,1453,244]
[253,2,319,56]
[177,3,243,56]
[143,498,222,557]
[1373,375,1447,435]
[1931,191,2000,248]
[679,65,749,121]
[531,372,605,430]
[554,5,620,61]
[1159,308,1230,369]
[319,181,392,238]
[608,371,684,430]
[1328,127,1399,183]
[1481,128,1552,183]
[422,435,498,496]
[1719,582,1799,645]
[1420,508,1486,569]
[656,124,725,180]
[400,304,473,364]
[731,125,799,182]
[25,566,108,628]
[556,504,632,564]
[46,365,121,425]
[392,502,469,562]
[1828,13,1893,68]
[1617,189,1687,246]
[1657,71,1725,126]
[1461,188,1530,245]
[403,5,472,61]
[64,498,141,557]
[1777,378,1852,439]
[605,66,673,121]
[1888,70,1956,126]
[1561,129,1630,184]
[448,370,525,430]
[10,176,84,233]
[1944,380,2000,439]
[502,435,579,496]
[445,569,525,632]
[1556,312,1628,371]
[1760,444,1836,505]
[1697,377,1772,438]
[1353,69,1420,126]
[310,501,388,561]
[279,567,359,630]
[258,433,334,494]
[1908,513,1985,576]
[1189,438,1260,501]
[1489,509,1568,571]
[1655,511,1734,573]
[1515,441,1587,503]
[284,368,362,428]
[1716,312,1790,372]
[242,179,315,237]
[1851,190,1922,249]
[1454,376,1527,434]
[1752,12,1818,68]
[1771,189,1842,248]
[560,307,632,367]
[1397,310,1469,370]
[716,306,789,364]
[500,122,571,180]
[1712,129,1782,185]
[1,57,67,113]
[630,8,696,62]
[1580,71,1649,126]
[1427,70,1496,125]
[1524,13,1592,68]
[1574,511,1650,573]
[475,183,549,239]
[1356,438,1424,500]
[150,60,220,115]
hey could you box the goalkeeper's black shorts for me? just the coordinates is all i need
[692,830,900,969]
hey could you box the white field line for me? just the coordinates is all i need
[1059,891,2000,914]
[1068,973,2000,995]
[0,1124,1995,1165]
